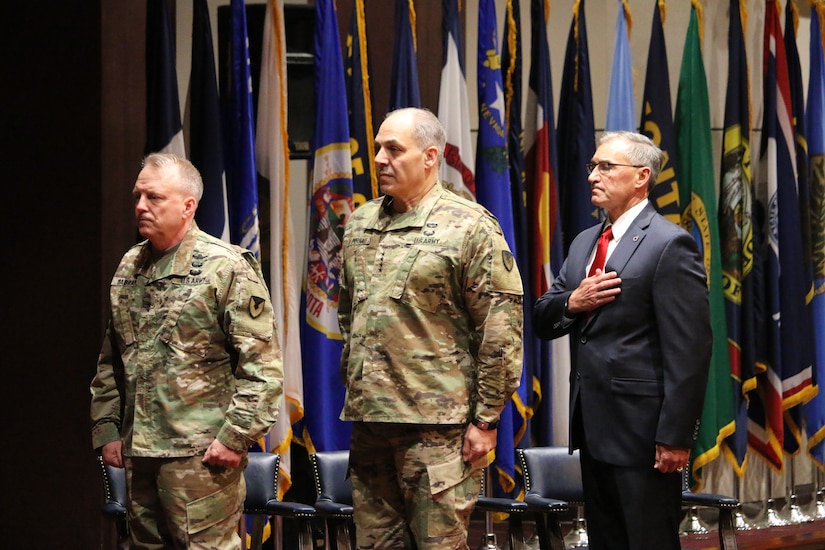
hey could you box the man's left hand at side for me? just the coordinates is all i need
[462,424,497,465]
[654,443,690,474]
[203,438,244,469]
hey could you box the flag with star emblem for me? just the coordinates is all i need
[475,0,523,498]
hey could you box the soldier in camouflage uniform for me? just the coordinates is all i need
[90,153,283,549]
[339,108,524,549]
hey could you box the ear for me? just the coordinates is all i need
[182,197,197,218]
[637,167,652,190]
[423,145,439,169]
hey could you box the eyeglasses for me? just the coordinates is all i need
[586,161,645,174]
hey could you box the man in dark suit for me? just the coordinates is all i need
[534,131,712,550]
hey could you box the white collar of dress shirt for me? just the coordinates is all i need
[607,198,649,244]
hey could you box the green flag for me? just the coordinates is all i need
[674,1,735,490]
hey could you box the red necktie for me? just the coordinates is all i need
[588,226,613,277]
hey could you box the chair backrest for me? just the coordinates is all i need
[244,452,280,513]
[310,450,353,505]
[97,455,128,517]
[517,447,584,504]
[97,455,128,542]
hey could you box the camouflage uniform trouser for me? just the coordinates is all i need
[349,422,482,550]
[125,454,247,550]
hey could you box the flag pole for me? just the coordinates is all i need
[814,465,825,519]
[764,467,790,527]
[732,472,754,530]
[478,468,501,550]
[786,457,815,523]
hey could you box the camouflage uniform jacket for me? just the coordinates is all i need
[90,223,283,457]
[338,182,524,426]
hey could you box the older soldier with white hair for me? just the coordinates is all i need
[90,153,283,549]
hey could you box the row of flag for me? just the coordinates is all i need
[144,0,825,514]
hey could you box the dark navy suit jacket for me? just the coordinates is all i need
[534,203,712,468]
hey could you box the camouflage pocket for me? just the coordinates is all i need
[110,290,137,350]
[394,248,452,313]
[425,453,479,538]
[427,453,467,496]
[160,286,214,358]
[185,479,243,536]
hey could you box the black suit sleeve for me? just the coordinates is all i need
[652,231,712,449]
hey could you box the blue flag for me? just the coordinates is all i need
[346,0,377,208]
[145,0,185,156]
[639,0,680,225]
[389,0,420,110]
[475,0,522,498]
[781,0,817,455]
[717,0,761,474]
[300,0,355,453]
[557,0,598,255]
[605,0,635,132]
[475,0,513,251]
[804,1,825,468]
[220,0,260,256]
[502,0,538,460]
[190,0,227,240]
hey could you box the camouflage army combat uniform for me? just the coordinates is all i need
[339,182,524,549]
[90,222,283,549]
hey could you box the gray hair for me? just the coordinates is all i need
[599,131,664,191]
[142,153,204,203]
[386,107,446,167]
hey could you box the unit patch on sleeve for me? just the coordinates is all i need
[249,296,266,318]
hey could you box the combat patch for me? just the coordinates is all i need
[501,251,514,272]
[249,296,266,318]
[490,245,523,294]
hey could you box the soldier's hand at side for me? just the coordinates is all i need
[101,440,123,468]
[462,424,497,465]
[567,269,621,315]
[203,439,243,469]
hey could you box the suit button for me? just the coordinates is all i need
[580,336,587,344]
